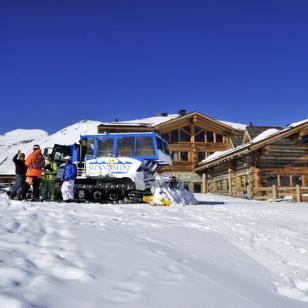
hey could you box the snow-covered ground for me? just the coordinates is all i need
[0,193,307,307]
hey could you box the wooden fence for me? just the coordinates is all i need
[255,185,308,202]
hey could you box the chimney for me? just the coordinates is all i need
[157,112,168,117]
[114,118,119,122]
[179,109,187,116]
[249,121,253,126]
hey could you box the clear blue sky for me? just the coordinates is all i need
[1,0,308,134]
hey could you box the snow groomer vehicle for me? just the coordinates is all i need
[45,132,187,205]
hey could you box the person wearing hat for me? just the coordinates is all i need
[17,144,45,201]
[41,154,58,201]
[8,150,27,199]
[61,156,77,202]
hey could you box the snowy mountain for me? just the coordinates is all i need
[0,120,101,174]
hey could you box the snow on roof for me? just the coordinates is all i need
[103,114,179,127]
[288,118,308,128]
[201,119,308,166]
[218,120,247,130]
[251,128,281,143]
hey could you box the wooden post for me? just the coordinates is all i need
[277,175,281,187]
[202,173,206,194]
[189,182,194,193]
[272,185,277,202]
[296,185,301,203]
[228,169,232,196]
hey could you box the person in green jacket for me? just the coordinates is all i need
[41,154,58,201]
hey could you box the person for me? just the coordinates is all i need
[41,154,58,201]
[17,144,45,201]
[61,156,77,202]
[8,150,27,199]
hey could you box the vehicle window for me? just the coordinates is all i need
[97,138,114,157]
[136,136,155,156]
[53,145,71,162]
[117,136,135,157]
[86,138,95,156]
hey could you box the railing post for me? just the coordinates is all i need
[272,185,276,202]
[202,173,206,194]
[296,185,301,203]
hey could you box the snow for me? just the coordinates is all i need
[251,128,281,143]
[288,119,308,128]
[103,114,179,127]
[219,120,247,130]
[0,120,101,174]
[0,193,307,307]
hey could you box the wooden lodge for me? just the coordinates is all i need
[98,110,241,192]
[195,120,308,202]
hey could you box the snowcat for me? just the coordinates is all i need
[45,132,190,205]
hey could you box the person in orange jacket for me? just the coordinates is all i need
[17,144,45,201]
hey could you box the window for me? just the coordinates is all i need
[180,126,191,142]
[86,138,95,156]
[198,152,206,162]
[206,131,214,142]
[161,133,169,142]
[117,136,135,157]
[180,152,189,161]
[136,136,155,156]
[293,175,302,186]
[195,132,205,142]
[216,134,223,143]
[171,152,179,161]
[193,183,201,193]
[280,175,290,187]
[170,129,179,142]
[195,126,205,142]
[97,138,114,157]
[267,175,277,186]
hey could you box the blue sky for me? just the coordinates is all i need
[1,0,308,134]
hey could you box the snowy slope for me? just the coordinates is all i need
[0,120,101,174]
[0,193,307,307]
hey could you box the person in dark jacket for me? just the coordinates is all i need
[61,156,77,202]
[8,150,27,199]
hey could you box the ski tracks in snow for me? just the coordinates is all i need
[191,195,308,303]
[0,198,93,307]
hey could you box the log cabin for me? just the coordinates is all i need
[195,119,308,201]
[97,110,243,192]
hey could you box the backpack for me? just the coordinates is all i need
[32,153,45,169]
